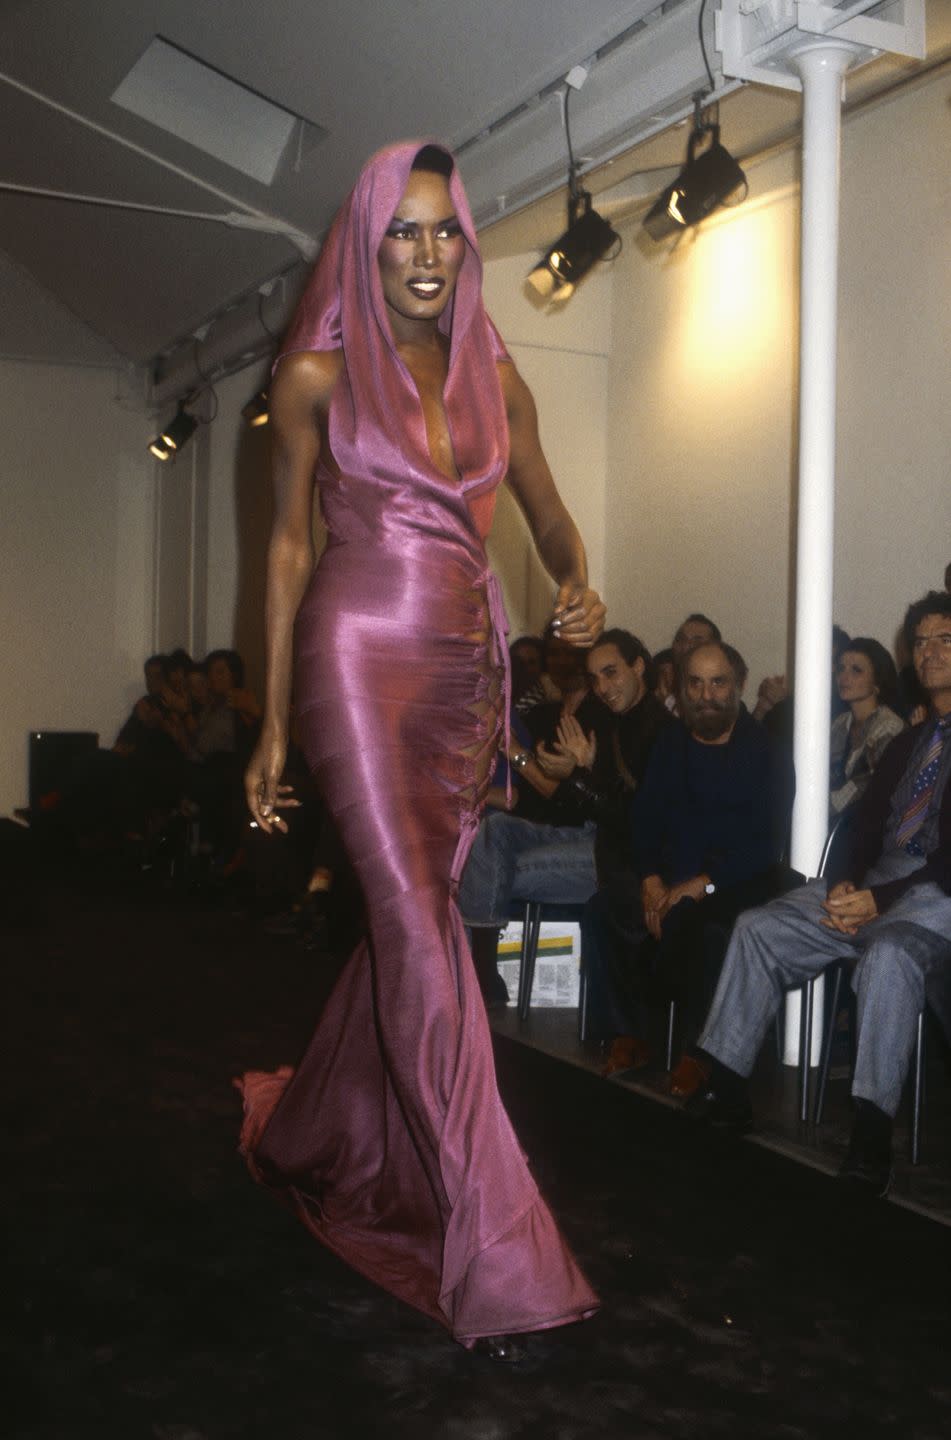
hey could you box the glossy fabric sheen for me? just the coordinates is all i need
[236,141,597,1342]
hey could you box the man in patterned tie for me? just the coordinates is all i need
[683,590,951,1196]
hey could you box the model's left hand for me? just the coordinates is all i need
[821,882,878,934]
[551,583,606,648]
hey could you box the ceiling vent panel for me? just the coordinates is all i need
[110,37,324,185]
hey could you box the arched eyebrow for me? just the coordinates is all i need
[387,213,459,229]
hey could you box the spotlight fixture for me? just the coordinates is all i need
[642,120,747,242]
[148,404,198,462]
[241,390,269,428]
[528,194,619,303]
[526,67,620,305]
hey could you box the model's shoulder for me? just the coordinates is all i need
[272,349,344,412]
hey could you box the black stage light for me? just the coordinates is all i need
[528,194,619,303]
[642,123,747,242]
[241,390,269,428]
[148,405,198,461]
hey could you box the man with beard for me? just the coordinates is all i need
[688,592,951,1196]
[588,640,792,1088]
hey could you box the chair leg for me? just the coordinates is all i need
[665,999,677,1072]
[813,964,844,1126]
[911,1009,926,1166]
[518,901,541,1022]
[799,979,814,1124]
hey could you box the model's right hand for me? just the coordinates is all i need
[245,728,299,834]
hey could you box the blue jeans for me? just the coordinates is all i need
[698,851,951,1116]
[458,811,597,927]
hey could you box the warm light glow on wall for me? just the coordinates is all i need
[673,184,796,386]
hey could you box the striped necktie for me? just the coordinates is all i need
[896,717,951,855]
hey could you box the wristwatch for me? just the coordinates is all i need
[511,751,531,771]
[704,880,716,896]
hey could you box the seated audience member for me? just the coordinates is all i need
[584,639,793,1087]
[664,614,722,715]
[461,629,670,1008]
[192,650,260,761]
[114,653,189,816]
[189,650,261,863]
[517,630,591,724]
[830,638,905,820]
[687,591,951,1196]
[760,624,851,746]
[115,654,174,754]
[535,629,671,890]
[459,706,595,1007]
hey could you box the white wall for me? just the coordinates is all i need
[604,73,951,686]
[482,251,611,636]
[175,71,951,709]
[0,359,153,813]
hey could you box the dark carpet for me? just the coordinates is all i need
[7,872,951,1440]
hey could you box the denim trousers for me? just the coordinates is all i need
[457,811,597,927]
[698,850,951,1116]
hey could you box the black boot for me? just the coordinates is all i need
[838,1098,893,1196]
[683,1057,753,1133]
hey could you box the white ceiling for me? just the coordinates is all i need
[1,0,947,370]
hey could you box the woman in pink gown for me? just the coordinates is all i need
[239,140,603,1352]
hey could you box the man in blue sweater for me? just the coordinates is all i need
[586,639,793,1085]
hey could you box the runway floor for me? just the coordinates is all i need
[8,870,951,1439]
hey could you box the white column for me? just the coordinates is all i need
[783,40,861,1067]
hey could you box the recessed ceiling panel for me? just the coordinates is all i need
[111,36,308,185]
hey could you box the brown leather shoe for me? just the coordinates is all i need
[601,1036,653,1077]
[668,1054,711,1098]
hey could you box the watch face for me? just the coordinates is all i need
[704,882,716,895]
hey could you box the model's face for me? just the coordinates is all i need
[681,644,741,741]
[836,651,877,706]
[912,614,951,703]
[377,170,465,334]
[587,643,645,715]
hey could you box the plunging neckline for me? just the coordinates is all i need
[394,337,462,487]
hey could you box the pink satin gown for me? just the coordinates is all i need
[236,141,598,1345]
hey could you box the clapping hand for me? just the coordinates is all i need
[555,713,596,770]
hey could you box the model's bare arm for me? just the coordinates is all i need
[245,351,340,832]
[500,362,605,647]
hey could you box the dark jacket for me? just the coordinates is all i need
[826,721,951,913]
[630,708,793,889]
[552,692,671,885]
